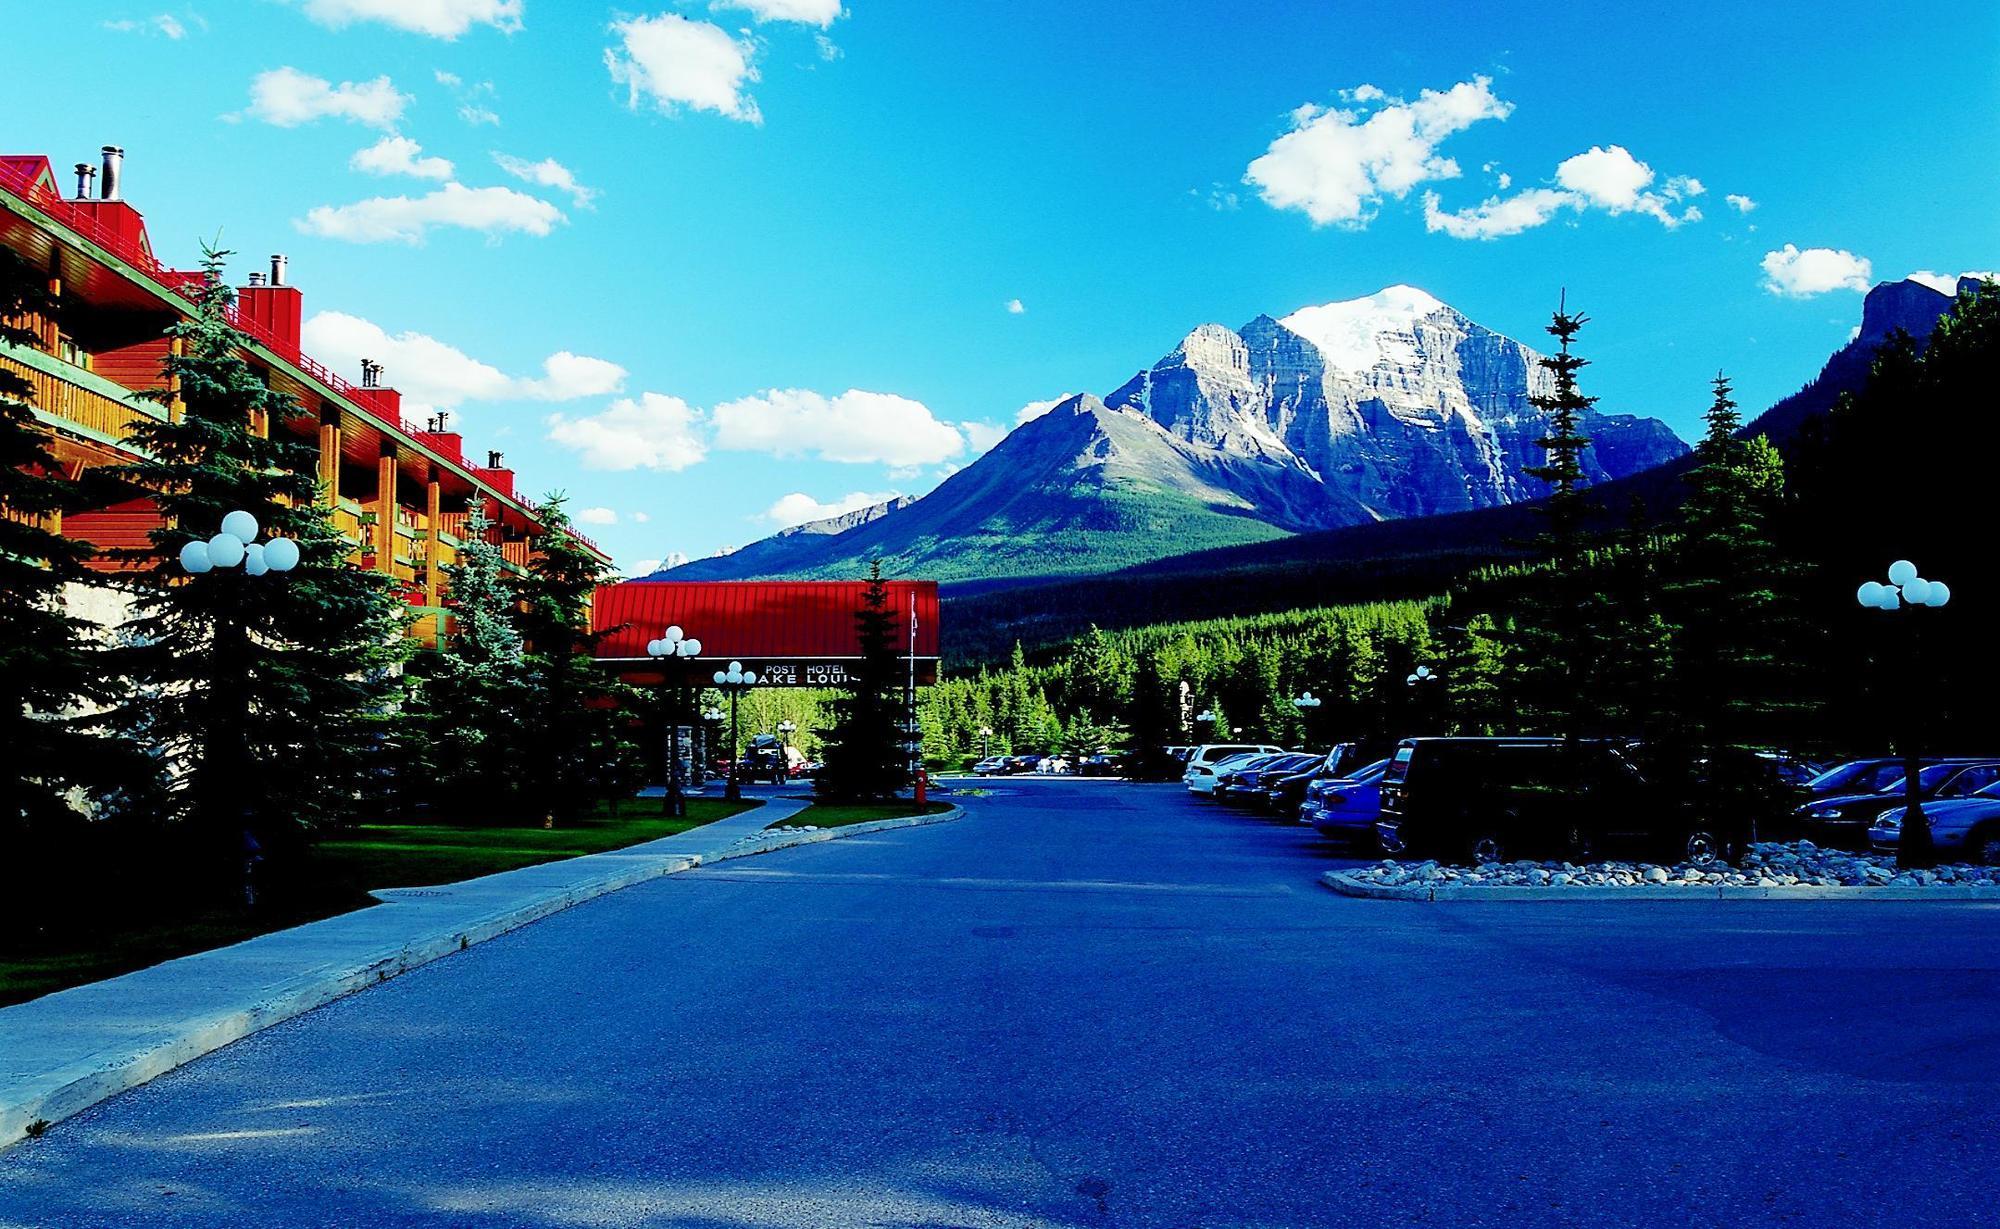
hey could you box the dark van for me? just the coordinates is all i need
[1376,737,1744,866]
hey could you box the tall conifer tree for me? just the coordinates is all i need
[817,562,909,800]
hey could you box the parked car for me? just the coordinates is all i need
[1869,783,2000,863]
[1217,752,1318,806]
[1210,753,1287,804]
[1078,754,1120,777]
[1802,757,1932,799]
[1183,744,1283,797]
[1037,756,1070,775]
[1304,759,1390,842]
[1376,737,1750,866]
[1008,755,1044,774]
[972,756,1010,776]
[1792,760,2000,849]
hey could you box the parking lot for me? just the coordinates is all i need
[4,777,1998,1228]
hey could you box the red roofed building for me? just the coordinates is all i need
[594,580,941,687]
[0,146,608,647]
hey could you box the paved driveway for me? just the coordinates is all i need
[2,780,1997,1227]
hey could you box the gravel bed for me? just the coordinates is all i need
[1349,842,2000,890]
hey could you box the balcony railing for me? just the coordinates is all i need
[1,351,161,440]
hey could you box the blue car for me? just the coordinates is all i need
[1869,783,2000,864]
[1304,759,1390,842]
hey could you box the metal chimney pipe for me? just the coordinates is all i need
[73,163,96,200]
[99,146,123,202]
[360,359,376,388]
[269,254,288,286]
[247,272,266,288]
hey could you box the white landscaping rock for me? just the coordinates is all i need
[1343,841,2000,893]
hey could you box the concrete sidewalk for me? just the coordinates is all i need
[0,797,955,1148]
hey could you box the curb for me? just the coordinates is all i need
[1321,870,2000,902]
[0,803,962,1149]
[710,805,963,862]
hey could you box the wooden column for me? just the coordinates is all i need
[42,263,60,353]
[375,446,398,575]
[424,476,442,608]
[167,336,185,422]
[317,406,341,506]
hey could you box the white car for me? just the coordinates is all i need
[1183,744,1283,797]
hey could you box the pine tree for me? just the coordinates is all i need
[0,247,120,857]
[1517,297,1599,740]
[509,493,632,823]
[816,562,910,800]
[407,498,528,820]
[101,247,405,882]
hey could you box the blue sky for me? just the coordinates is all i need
[13,0,1998,571]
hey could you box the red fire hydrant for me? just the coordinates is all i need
[915,768,928,806]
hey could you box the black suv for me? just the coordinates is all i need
[1376,737,1750,866]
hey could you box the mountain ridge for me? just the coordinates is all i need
[659,285,1688,583]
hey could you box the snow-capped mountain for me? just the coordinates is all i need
[660,287,1688,583]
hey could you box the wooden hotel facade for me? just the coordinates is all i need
[0,146,607,644]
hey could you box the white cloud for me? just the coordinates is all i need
[294,0,522,38]
[631,511,652,523]
[1424,144,1704,239]
[576,506,619,526]
[961,421,1009,453]
[493,153,598,206]
[297,183,565,243]
[437,70,501,124]
[715,0,842,26]
[1005,298,1026,315]
[1725,193,1757,213]
[1553,145,1700,227]
[606,14,761,124]
[350,135,455,181]
[104,14,187,37]
[1015,394,1075,424]
[1422,187,1574,240]
[1906,269,1997,294]
[761,489,898,528]
[628,558,662,576]
[546,393,709,471]
[1760,244,1872,297]
[240,67,410,128]
[814,34,842,61]
[712,389,965,466]
[1244,76,1512,228]
[301,311,626,414]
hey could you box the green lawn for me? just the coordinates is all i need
[0,798,755,1009]
[768,800,954,830]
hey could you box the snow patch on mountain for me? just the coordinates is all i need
[1278,284,1448,372]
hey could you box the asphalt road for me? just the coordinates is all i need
[3,780,1998,1228]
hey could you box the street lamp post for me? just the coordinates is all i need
[1859,560,1952,870]
[978,726,993,761]
[645,625,703,817]
[776,719,797,785]
[701,707,724,786]
[1291,691,1321,747]
[711,661,759,801]
[177,511,301,908]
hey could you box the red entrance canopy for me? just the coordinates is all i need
[593,579,941,686]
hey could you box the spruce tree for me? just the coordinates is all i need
[0,248,119,855]
[509,493,633,823]
[1517,298,1599,741]
[407,498,528,820]
[816,562,909,800]
[102,247,405,883]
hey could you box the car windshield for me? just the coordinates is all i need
[1342,758,1390,782]
[1885,764,1960,794]
[1810,761,1905,793]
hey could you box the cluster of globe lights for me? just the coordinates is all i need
[714,660,759,688]
[1292,690,1322,709]
[1857,560,1951,610]
[1405,665,1437,686]
[176,510,300,576]
[644,625,702,660]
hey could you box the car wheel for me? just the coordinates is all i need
[1469,834,1505,865]
[1683,830,1722,867]
[1969,825,2000,868]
